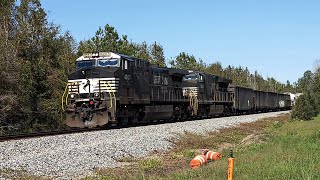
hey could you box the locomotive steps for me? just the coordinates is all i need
[0,111,289,179]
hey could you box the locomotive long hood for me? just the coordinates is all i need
[68,66,118,80]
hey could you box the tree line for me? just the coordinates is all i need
[0,0,76,134]
[292,66,320,120]
[79,25,296,93]
[0,0,298,134]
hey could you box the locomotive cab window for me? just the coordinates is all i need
[125,60,128,69]
[200,75,204,82]
[76,60,95,69]
[122,59,129,70]
[97,58,120,67]
[183,74,198,81]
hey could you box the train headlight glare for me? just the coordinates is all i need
[94,93,99,97]
[70,94,75,99]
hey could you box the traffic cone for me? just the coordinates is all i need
[206,151,222,161]
[190,154,207,169]
[201,149,222,161]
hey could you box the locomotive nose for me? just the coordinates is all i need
[65,75,119,128]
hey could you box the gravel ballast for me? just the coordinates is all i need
[0,111,288,178]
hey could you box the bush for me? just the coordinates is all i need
[291,93,319,120]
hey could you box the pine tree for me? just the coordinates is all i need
[149,41,165,67]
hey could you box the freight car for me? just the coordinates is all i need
[254,90,268,112]
[62,52,291,128]
[267,92,278,111]
[277,93,291,110]
[228,86,254,114]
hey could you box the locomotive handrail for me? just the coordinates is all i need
[105,81,117,112]
[61,83,69,111]
[189,90,198,116]
[65,83,73,106]
[100,82,113,109]
[101,81,117,112]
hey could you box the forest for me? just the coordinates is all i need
[0,0,312,134]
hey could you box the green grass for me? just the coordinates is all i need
[138,158,163,172]
[165,116,320,180]
[0,168,43,180]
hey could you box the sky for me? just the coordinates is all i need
[41,0,320,83]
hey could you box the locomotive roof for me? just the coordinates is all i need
[217,76,232,84]
[165,68,189,76]
[229,85,254,89]
[77,52,148,62]
[151,67,189,77]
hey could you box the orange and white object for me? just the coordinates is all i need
[206,151,222,161]
[190,154,207,169]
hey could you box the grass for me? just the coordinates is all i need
[92,158,165,180]
[165,115,320,180]
[138,158,163,172]
[0,168,46,180]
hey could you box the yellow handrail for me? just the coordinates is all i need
[61,83,69,111]
[189,90,198,116]
[104,81,117,112]
[102,81,117,112]
[65,83,70,106]
[101,82,113,109]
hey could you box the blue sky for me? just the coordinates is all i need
[41,0,320,83]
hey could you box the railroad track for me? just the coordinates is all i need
[0,121,162,142]
[0,127,108,142]
[0,111,290,142]
[0,118,192,142]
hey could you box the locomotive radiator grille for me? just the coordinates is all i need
[183,87,198,97]
[98,78,119,93]
[68,82,80,93]
[68,78,119,94]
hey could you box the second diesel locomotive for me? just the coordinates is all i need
[62,52,291,128]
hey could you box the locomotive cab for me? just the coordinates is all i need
[182,71,233,116]
[64,52,131,128]
[182,72,205,98]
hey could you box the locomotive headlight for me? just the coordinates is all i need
[94,92,99,97]
[70,94,75,99]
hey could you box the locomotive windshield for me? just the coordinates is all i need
[97,58,119,67]
[75,58,120,69]
[183,74,198,81]
[76,60,95,69]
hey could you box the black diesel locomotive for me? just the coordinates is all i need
[63,52,291,128]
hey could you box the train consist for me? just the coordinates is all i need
[62,52,291,128]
